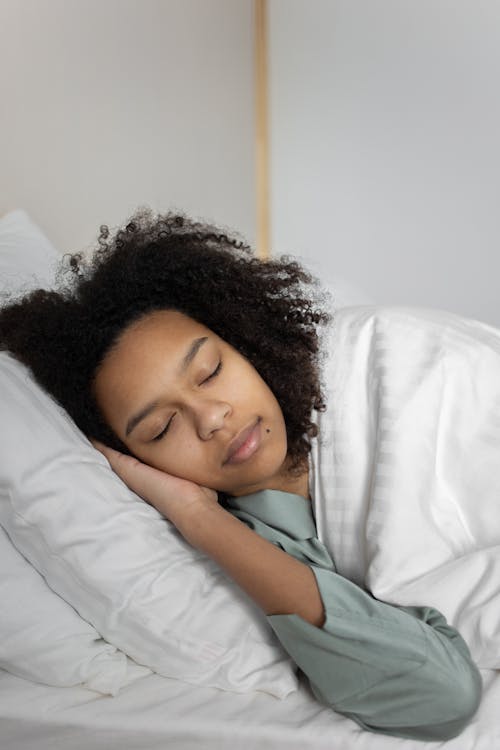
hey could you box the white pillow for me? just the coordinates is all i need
[0,209,150,693]
[0,210,297,698]
[0,353,297,697]
[0,209,60,296]
[0,524,149,693]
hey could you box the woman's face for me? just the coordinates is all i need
[93,310,289,496]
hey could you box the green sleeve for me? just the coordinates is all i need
[225,490,482,742]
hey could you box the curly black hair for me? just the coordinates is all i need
[0,209,332,477]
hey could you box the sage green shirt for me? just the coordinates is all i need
[224,489,482,742]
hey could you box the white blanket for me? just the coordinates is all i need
[310,305,500,668]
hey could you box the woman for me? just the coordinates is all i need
[0,210,482,741]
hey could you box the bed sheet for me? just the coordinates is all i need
[0,666,498,750]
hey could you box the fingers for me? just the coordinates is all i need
[90,438,108,455]
[91,439,119,460]
[89,438,218,533]
[91,440,133,466]
[90,439,144,484]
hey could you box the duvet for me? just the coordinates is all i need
[310,305,500,668]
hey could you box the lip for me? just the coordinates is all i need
[224,418,262,465]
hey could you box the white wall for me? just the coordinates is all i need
[269,0,500,325]
[0,0,255,253]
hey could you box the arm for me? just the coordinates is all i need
[94,444,482,741]
[185,504,325,627]
[194,505,481,740]
[91,442,325,627]
[370,545,500,669]
[267,566,482,741]
[225,490,483,741]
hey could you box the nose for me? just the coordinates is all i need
[194,398,232,440]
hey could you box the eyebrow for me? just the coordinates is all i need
[125,336,208,437]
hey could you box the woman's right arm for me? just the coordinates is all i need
[92,442,326,627]
[184,503,326,627]
[94,443,482,742]
[187,500,482,742]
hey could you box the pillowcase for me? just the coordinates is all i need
[0,524,150,693]
[0,210,297,698]
[0,209,150,694]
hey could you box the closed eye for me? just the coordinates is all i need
[151,360,223,442]
[203,360,222,383]
[152,413,175,442]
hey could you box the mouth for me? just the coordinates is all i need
[224,418,262,465]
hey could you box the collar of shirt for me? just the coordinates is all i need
[224,489,336,571]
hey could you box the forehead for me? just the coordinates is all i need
[110,310,212,360]
[96,310,214,386]
[93,310,216,418]
[127,308,207,336]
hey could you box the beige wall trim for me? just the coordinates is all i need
[255,0,270,259]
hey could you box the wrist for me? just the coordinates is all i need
[177,500,228,549]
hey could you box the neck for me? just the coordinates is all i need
[229,471,310,501]
[249,464,309,501]
[272,469,310,500]
[229,459,310,501]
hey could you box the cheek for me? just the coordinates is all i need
[137,437,210,483]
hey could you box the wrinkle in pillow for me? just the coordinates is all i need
[0,523,150,693]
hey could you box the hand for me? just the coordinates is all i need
[92,441,220,544]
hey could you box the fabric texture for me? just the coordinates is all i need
[309,304,500,668]
[0,525,149,693]
[225,489,482,741]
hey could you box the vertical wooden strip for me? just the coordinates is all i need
[255,0,270,260]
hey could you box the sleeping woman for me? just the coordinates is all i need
[0,210,486,741]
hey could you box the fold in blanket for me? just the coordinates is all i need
[310,305,500,668]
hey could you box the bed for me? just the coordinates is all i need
[1,668,500,750]
[1,209,499,750]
